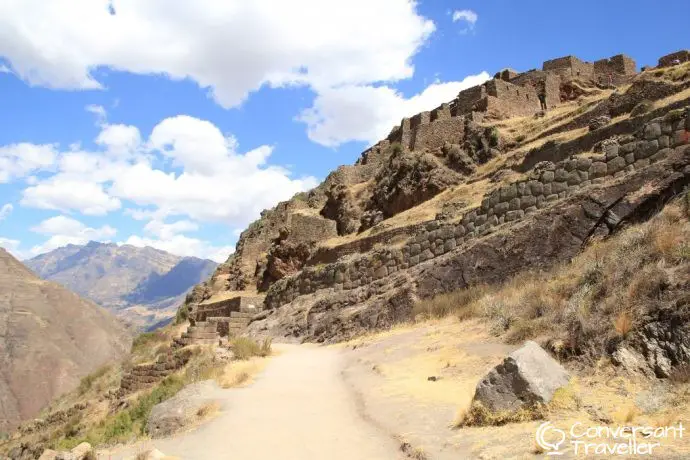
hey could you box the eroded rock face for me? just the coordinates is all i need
[320,183,363,236]
[370,151,461,218]
[473,341,570,413]
[147,381,219,438]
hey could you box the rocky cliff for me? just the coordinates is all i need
[0,248,130,433]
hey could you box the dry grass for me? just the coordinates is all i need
[412,194,690,360]
[216,358,268,389]
[229,337,272,360]
[195,402,220,420]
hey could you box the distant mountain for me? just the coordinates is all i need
[25,242,217,330]
[0,248,130,432]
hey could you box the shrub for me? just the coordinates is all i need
[230,337,272,360]
[175,304,189,324]
[613,311,634,337]
[489,127,500,147]
[131,331,167,354]
[77,365,111,395]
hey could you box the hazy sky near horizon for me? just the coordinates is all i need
[0,0,688,262]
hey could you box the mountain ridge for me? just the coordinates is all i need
[25,241,218,330]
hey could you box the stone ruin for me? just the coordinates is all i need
[658,49,690,68]
[174,293,266,347]
[386,52,637,152]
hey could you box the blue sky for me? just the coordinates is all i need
[0,0,688,262]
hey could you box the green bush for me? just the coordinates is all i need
[131,330,167,354]
[77,365,111,395]
[175,304,189,324]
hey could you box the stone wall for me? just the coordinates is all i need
[264,109,690,310]
[286,212,338,244]
[658,50,690,67]
[510,70,561,109]
[307,221,425,266]
[543,55,595,80]
[483,79,541,117]
[195,294,265,321]
[594,54,636,77]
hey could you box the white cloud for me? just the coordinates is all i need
[122,234,233,263]
[0,0,434,108]
[298,72,490,147]
[0,237,23,259]
[143,219,199,240]
[452,9,478,30]
[0,203,13,221]
[21,178,122,215]
[29,215,117,255]
[0,143,57,183]
[85,104,107,123]
[10,114,316,227]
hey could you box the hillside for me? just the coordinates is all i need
[26,242,217,330]
[2,48,690,460]
[0,248,130,434]
[179,50,690,362]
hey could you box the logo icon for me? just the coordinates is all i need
[536,422,566,455]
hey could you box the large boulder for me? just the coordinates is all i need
[147,381,219,438]
[473,341,570,413]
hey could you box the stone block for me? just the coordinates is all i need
[536,195,546,208]
[620,142,636,154]
[454,225,466,237]
[520,195,536,209]
[575,157,592,171]
[528,180,543,195]
[635,139,658,159]
[589,161,607,178]
[505,210,524,222]
[494,202,509,215]
[517,181,529,196]
[554,169,568,182]
[624,152,635,164]
[546,194,559,202]
[475,214,487,226]
[509,197,521,210]
[472,341,570,413]
[650,148,671,163]
[541,171,554,183]
[674,130,689,146]
[542,183,552,195]
[500,184,518,201]
[606,156,626,174]
[604,143,620,159]
[409,255,420,266]
[566,171,581,186]
[525,206,537,214]
[552,181,567,194]
[444,239,456,252]
[643,122,662,140]
[659,135,670,148]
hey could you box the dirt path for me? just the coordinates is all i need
[106,344,404,460]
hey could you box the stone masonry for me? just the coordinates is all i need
[387,52,637,151]
[264,109,689,310]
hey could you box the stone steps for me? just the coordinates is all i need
[230,311,254,319]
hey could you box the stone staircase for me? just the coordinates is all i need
[227,304,260,336]
[173,321,220,348]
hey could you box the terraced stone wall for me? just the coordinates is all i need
[264,110,689,310]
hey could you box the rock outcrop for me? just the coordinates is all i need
[147,381,220,438]
[472,341,570,413]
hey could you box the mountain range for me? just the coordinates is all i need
[25,242,218,330]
